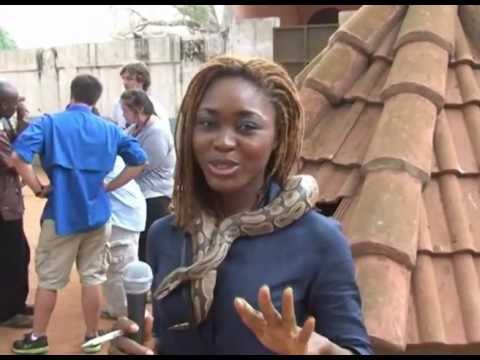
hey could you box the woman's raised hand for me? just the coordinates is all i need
[234,285,351,355]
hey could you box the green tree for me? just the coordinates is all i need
[123,5,222,35]
[0,28,16,50]
[173,5,220,32]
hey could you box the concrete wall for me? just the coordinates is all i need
[0,17,277,121]
[0,36,182,120]
[227,17,280,59]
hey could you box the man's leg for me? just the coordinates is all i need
[32,220,77,336]
[12,220,77,354]
[32,288,57,336]
[81,284,102,337]
[77,222,111,341]
[0,215,30,324]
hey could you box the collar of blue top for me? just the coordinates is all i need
[65,103,92,112]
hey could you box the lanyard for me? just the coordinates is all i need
[0,117,16,141]
[132,116,151,137]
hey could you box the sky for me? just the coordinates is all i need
[0,5,224,49]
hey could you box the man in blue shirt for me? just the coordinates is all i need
[10,74,148,355]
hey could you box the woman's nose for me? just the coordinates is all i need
[213,129,236,151]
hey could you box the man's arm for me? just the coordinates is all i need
[116,129,148,172]
[10,116,48,196]
[11,151,48,197]
[0,131,14,169]
[104,164,144,193]
[105,128,147,192]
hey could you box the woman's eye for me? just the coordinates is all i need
[196,118,216,129]
[238,121,259,132]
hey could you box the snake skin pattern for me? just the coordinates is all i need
[153,174,319,325]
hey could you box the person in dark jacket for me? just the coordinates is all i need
[0,82,33,329]
[109,56,373,355]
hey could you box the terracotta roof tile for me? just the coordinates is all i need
[452,16,474,65]
[301,101,366,161]
[456,64,480,104]
[427,181,480,252]
[409,254,447,344]
[295,45,329,88]
[355,255,411,352]
[304,42,368,104]
[459,6,480,50]
[330,5,406,55]
[434,109,479,174]
[382,41,449,109]
[458,6,480,68]
[407,254,480,346]
[395,5,457,55]
[298,87,331,136]
[332,104,381,166]
[462,105,480,162]
[343,170,422,268]
[373,21,402,62]
[368,65,391,103]
[445,67,463,106]
[451,254,480,342]
[363,93,436,183]
[346,60,389,103]
[434,110,463,173]
[301,161,361,203]
[297,5,480,353]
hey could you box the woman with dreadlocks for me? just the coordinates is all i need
[109,56,372,355]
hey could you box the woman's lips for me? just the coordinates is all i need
[207,160,240,177]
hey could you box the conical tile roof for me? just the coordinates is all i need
[296,5,480,354]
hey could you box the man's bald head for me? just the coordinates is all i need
[0,80,19,119]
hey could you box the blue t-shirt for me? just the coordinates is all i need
[146,183,373,355]
[13,103,147,236]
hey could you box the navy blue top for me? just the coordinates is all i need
[13,104,147,236]
[147,183,373,355]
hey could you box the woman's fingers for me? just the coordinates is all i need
[257,285,282,326]
[111,336,154,355]
[113,316,139,334]
[143,310,154,343]
[108,345,128,355]
[234,297,267,335]
[109,316,154,355]
[298,316,316,345]
[281,287,297,328]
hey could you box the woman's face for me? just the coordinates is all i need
[121,103,147,125]
[193,76,277,197]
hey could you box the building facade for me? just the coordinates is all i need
[231,5,360,26]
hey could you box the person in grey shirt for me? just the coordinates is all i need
[122,90,176,263]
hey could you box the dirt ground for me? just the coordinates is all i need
[0,171,115,355]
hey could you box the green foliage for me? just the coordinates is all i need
[173,5,219,31]
[0,28,16,50]
[174,5,209,24]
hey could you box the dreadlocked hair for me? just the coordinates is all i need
[173,56,304,231]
